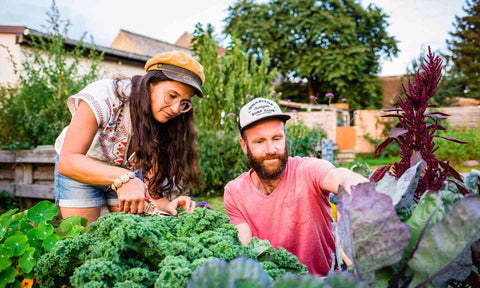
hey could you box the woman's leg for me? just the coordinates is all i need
[55,154,107,226]
[59,207,102,226]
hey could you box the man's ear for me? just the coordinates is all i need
[240,138,248,156]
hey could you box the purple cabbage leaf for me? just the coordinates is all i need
[337,182,411,283]
[408,195,480,287]
[374,160,424,209]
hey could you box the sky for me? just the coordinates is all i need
[0,0,467,77]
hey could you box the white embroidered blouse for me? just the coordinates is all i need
[55,79,136,170]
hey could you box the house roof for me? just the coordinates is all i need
[0,25,150,65]
[174,31,226,56]
[114,29,191,56]
[379,75,405,108]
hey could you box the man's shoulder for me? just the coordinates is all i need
[225,171,252,193]
[288,156,334,171]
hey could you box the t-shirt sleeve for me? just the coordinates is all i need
[224,184,247,226]
[301,157,335,196]
[66,80,113,127]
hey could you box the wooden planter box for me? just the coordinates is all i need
[0,145,56,199]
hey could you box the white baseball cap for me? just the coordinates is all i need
[238,97,291,131]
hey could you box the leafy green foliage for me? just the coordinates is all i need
[224,0,398,109]
[36,208,307,287]
[0,200,87,288]
[0,1,103,148]
[435,126,480,163]
[447,0,480,100]
[0,191,17,214]
[192,26,325,196]
[286,123,325,158]
[191,25,275,196]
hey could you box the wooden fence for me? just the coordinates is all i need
[0,145,56,199]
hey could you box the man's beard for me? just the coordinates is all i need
[246,144,288,180]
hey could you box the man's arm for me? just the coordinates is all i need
[235,223,253,245]
[321,167,368,267]
[224,185,252,245]
[321,167,369,194]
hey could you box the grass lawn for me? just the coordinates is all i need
[195,196,226,214]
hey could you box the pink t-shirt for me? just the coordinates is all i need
[224,156,336,276]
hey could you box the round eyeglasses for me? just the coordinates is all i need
[164,90,193,113]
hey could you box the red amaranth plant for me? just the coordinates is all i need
[371,47,468,200]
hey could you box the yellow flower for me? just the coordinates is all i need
[21,279,33,288]
[331,203,337,219]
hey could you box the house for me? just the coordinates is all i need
[110,29,192,56]
[0,26,204,85]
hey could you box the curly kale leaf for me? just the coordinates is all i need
[155,255,193,288]
[69,259,124,287]
[36,233,95,288]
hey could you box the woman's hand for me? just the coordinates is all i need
[164,196,196,216]
[117,178,148,214]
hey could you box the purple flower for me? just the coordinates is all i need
[297,136,301,139]
[342,98,346,102]
[226,113,236,117]
[292,109,297,114]
[287,99,291,102]
[325,93,334,98]
[309,95,318,100]
[196,201,213,210]
[272,91,277,96]
[354,111,358,115]
[245,94,253,99]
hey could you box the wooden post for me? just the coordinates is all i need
[15,164,33,185]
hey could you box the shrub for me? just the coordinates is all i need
[435,126,480,162]
[0,201,87,287]
[0,2,102,149]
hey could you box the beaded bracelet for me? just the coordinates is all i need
[111,171,136,191]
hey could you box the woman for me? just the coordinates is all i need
[54,51,203,224]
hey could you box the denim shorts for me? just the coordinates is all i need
[54,155,141,208]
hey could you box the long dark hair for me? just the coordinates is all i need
[114,70,200,199]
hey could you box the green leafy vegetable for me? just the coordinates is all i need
[37,208,307,287]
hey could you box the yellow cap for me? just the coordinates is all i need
[145,51,205,97]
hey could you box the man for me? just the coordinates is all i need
[223,97,368,276]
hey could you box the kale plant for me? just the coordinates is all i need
[36,208,308,288]
[371,47,468,200]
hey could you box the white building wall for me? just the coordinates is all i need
[0,33,145,87]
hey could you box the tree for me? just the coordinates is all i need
[224,0,398,110]
[447,0,480,99]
